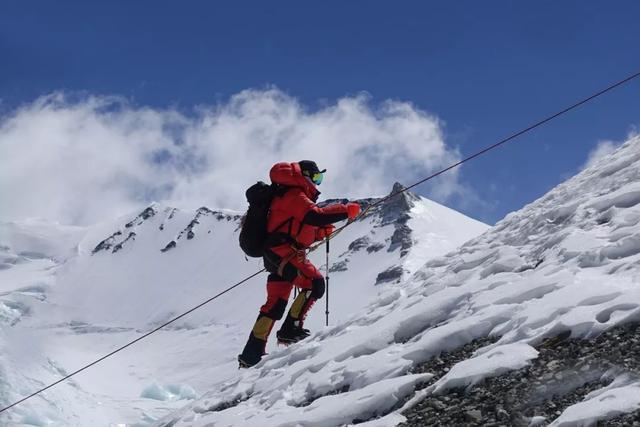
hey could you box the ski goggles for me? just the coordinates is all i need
[311,171,324,185]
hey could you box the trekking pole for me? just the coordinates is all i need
[325,238,330,326]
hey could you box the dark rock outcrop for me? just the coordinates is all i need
[92,231,123,254]
[329,260,349,273]
[367,243,385,253]
[375,265,405,285]
[389,221,413,257]
[112,232,136,253]
[348,236,371,252]
[379,182,420,226]
[402,323,640,426]
[125,206,157,228]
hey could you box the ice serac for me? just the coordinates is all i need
[161,136,640,426]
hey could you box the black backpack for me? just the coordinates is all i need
[239,181,276,257]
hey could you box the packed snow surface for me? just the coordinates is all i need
[160,137,640,426]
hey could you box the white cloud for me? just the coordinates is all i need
[0,88,464,225]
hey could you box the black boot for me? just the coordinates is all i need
[277,314,311,345]
[277,290,316,345]
[238,313,275,368]
[238,334,266,368]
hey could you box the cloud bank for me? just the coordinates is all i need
[0,88,464,225]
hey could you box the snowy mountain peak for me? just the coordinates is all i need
[322,181,418,227]
[386,181,420,215]
[91,205,242,255]
[88,181,465,265]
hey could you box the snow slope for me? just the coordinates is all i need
[160,136,640,426]
[0,184,486,425]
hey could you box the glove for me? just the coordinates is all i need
[346,202,361,220]
[316,225,336,240]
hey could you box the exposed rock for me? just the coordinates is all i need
[197,207,215,215]
[379,184,419,257]
[606,410,640,425]
[161,241,177,253]
[112,232,136,253]
[348,236,371,252]
[322,183,421,259]
[379,182,420,226]
[465,409,482,422]
[125,206,157,228]
[402,323,640,426]
[159,208,178,230]
[94,206,157,253]
[375,265,405,285]
[93,205,244,255]
[367,243,385,253]
[330,260,349,273]
[173,207,216,246]
[388,222,413,257]
[92,231,123,254]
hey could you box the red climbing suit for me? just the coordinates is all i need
[239,161,355,367]
[267,162,348,249]
[265,161,349,288]
[261,161,350,326]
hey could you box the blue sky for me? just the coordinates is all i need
[1,1,639,224]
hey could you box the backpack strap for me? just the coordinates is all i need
[274,217,294,235]
[266,217,295,248]
[265,185,299,248]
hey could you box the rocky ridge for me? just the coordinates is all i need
[94,183,421,272]
[324,182,420,285]
[92,205,242,255]
[401,322,640,426]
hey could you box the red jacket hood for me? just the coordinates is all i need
[270,162,319,200]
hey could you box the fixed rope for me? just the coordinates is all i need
[312,69,640,247]
[1,69,639,415]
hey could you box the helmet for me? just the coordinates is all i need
[299,160,326,185]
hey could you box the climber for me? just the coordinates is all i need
[238,160,360,368]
